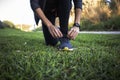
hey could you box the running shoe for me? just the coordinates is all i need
[58,37,73,51]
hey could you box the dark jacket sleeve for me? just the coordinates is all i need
[73,0,82,9]
[30,0,40,11]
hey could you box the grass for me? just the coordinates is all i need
[0,28,120,80]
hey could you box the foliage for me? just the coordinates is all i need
[0,21,4,29]
[104,15,120,30]
[0,28,120,80]
[110,0,120,15]
[2,20,16,28]
[81,0,120,31]
[33,27,42,32]
[82,1,111,23]
[81,15,120,31]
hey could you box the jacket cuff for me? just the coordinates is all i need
[30,0,41,12]
[74,2,82,9]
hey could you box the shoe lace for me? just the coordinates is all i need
[59,37,69,43]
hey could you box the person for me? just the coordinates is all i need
[30,0,82,51]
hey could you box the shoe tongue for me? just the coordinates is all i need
[59,37,69,43]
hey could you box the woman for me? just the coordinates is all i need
[30,0,82,51]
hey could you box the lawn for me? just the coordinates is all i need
[0,28,120,80]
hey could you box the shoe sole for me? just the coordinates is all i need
[59,47,74,51]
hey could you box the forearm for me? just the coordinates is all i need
[74,8,82,24]
[68,8,81,40]
[35,8,53,28]
[35,8,63,38]
[73,0,82,24]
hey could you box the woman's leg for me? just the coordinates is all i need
[58,0,72,36]
[42,12,58,46]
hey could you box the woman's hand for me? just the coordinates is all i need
[67,27,79,40]
[48,25,63,38]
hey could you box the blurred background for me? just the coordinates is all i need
[0,0,120,31]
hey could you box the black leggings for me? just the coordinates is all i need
[35,0,72,46]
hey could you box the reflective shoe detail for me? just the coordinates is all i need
[59,47,74,51]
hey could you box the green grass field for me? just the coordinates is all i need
[0,28,120,80]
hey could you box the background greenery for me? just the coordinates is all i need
[80,0,120,31]
[0,0,120,31]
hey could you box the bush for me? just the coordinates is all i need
[33,27,42,31]
[81,19,93,31]
[0,21,4,29]
[2,20,15,28]
[81,15,120,31]
[104,15,120,30]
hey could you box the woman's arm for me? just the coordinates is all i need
[30,0,63,38]
[68,0,82,40]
